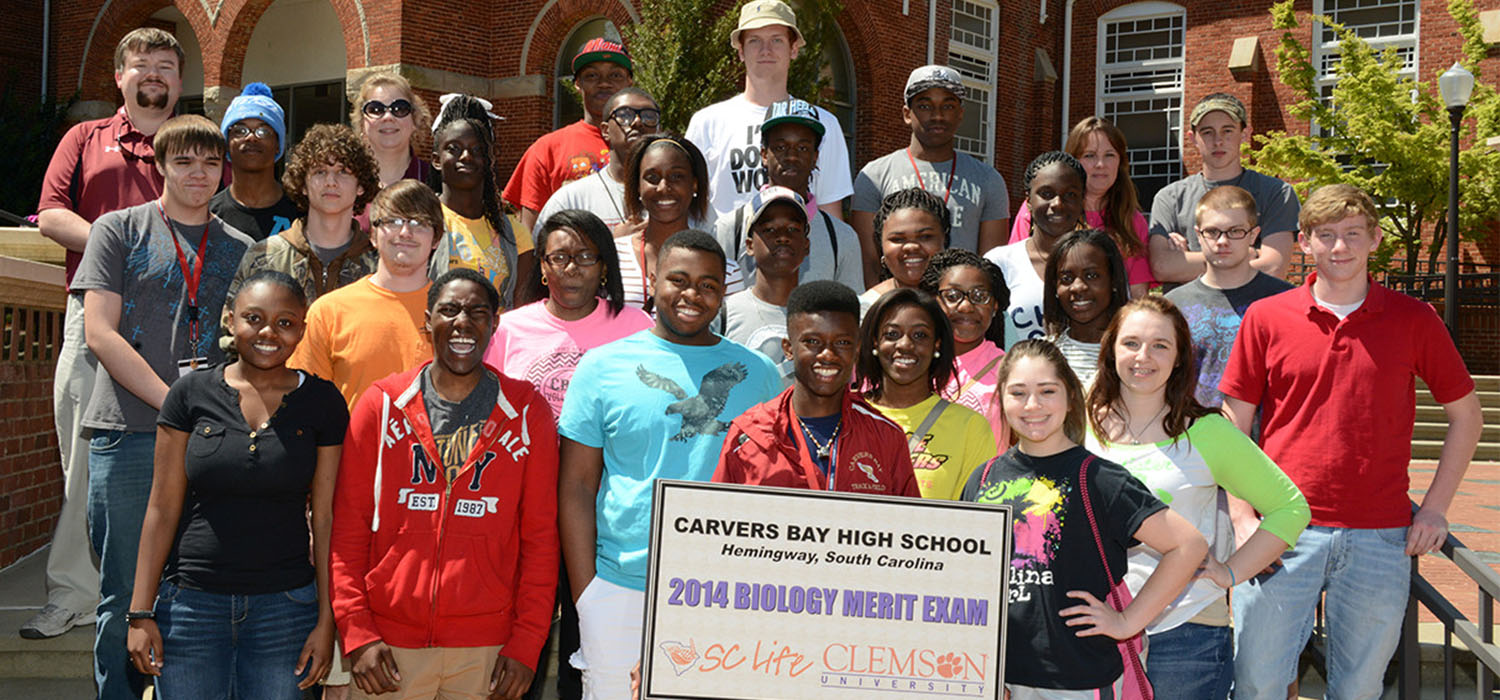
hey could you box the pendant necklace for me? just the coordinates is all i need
[1122,403,1169,445]
[798,416,842,460]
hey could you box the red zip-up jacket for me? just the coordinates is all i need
[330,363,559,669]
[714,387,920,496]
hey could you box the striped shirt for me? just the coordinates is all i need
[614,235,745,312]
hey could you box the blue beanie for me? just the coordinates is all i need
[220,82,288,161]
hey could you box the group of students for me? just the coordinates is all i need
[26,2,1485,700]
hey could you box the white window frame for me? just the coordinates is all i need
[1095,2,1186,198]
[949,0,1000,164]
[1312,0,1420,136]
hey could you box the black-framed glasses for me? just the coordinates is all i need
[609,106,661,128]
[937,287,995,307]
[362,99,413,119]
[543,251,601,268]
[228,124,276,140]
[1198,226,1254,240]
[374,217,435,235]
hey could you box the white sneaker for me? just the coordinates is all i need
[18,603,96,639]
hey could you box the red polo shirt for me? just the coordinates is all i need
[1219,275,1474,529]
[38,107,165,287]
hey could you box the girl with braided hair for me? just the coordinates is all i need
[920,248,1011,450]
[429,93,535,308]
[856,187,951,315]
[983,151,1087,348]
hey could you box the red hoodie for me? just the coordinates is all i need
[330,363,559,669]
[714,387,920,496]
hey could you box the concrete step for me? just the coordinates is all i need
[0,610,94,680]
[1416,405,1500,423]
[1413,439,1500,461]
[1422,376,1500,393]
[1412,422,1500,442]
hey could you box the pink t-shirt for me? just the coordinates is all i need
[941,341,1010,452]
[484,300,653,417]
[1005,203,1155,286]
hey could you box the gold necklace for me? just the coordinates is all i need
[797,416,842,460]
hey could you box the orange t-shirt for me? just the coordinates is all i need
[289,276,433,409]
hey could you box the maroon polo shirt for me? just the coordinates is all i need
[37,107,165,287]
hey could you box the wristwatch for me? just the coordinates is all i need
[125,610,155,621]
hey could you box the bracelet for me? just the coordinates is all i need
[1224,562,1237,588]
[125,609,155,621]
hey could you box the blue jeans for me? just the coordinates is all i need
[1232,525,1411,700]
[154,581,319,699]
[88,429,155,700]
[1145,622,1233,700]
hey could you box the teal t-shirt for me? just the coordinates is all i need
[557,329,781,590]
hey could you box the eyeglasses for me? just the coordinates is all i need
[1198,226,1254,240]
[362,99,414,119]
[609,106,661,128]
[543,251,601,268]
[374,217,435,235]
[937,287,995,307]
[228,124,276,140]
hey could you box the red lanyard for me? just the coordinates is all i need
[156,200,211,346]
[907,148,958,206]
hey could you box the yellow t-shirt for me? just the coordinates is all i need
[870,394,998,500]
[288,277,433,410]
[440,205,534,296]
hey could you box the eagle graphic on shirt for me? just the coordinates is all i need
[636,363,748,441]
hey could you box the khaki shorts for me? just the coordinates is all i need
[348,644,504,700]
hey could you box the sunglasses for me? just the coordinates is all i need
[609,106,662,128]
[362,99,414,119]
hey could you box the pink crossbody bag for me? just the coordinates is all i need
[1077,455,1154,700]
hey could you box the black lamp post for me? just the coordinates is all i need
[1438,62,1474,337]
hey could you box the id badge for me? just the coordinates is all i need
[177,357,208,377]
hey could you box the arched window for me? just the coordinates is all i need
[1096,1,1185,206]
[555,18,619,129]
[950,0,999,164]
[822,25,857,173]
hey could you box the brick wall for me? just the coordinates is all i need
[0,305,64,570]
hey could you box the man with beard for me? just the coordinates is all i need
[27,27,184,642]
[714,98,863,291]
[557,231,780,700]
[715,280,919,496]
[536,87,658,231]
[506,38,634,231]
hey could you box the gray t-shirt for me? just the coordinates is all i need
[72,202,253,431]
[713,204,864,293]
[852,149,1011,254]
[721,291,792,383]
[1164,272,1294,408]
[1148,169,1301,251]
[420,366,500,481]
[536,168,629,229]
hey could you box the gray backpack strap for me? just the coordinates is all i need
[907,399,952,454]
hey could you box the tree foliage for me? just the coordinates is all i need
[623,0,845,134]
[1248,0,1500,274]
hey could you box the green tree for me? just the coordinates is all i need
[622,0,845,134]
[1248,0,1500,275]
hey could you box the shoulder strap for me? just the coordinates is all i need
[955,352,1005,401]
[907,398,951,455]
[733,206,746,257]
[1078,453,1155,699]
[820,210,837,260]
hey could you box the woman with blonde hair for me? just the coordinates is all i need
[350,72,434,188]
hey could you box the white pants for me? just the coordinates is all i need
[570,577,643,700]
[45,293,99,612]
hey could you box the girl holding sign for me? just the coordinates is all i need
[962,339,1205,699]
[1085,297,1308,699]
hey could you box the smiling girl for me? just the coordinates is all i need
[984,152,1087,348]
[857,288,995,500]
[859,188,951,315]
[612,134,742,311]
[920,249,1011,450]
[128,271,347,699]
[963,339,1206,699]
[1044,229,1131,387]
[1085,297,1307,699]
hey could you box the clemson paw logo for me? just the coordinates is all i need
[659,640,698,676]
[935,652,962,679]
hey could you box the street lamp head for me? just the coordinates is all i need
[1439,62,1475,110]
